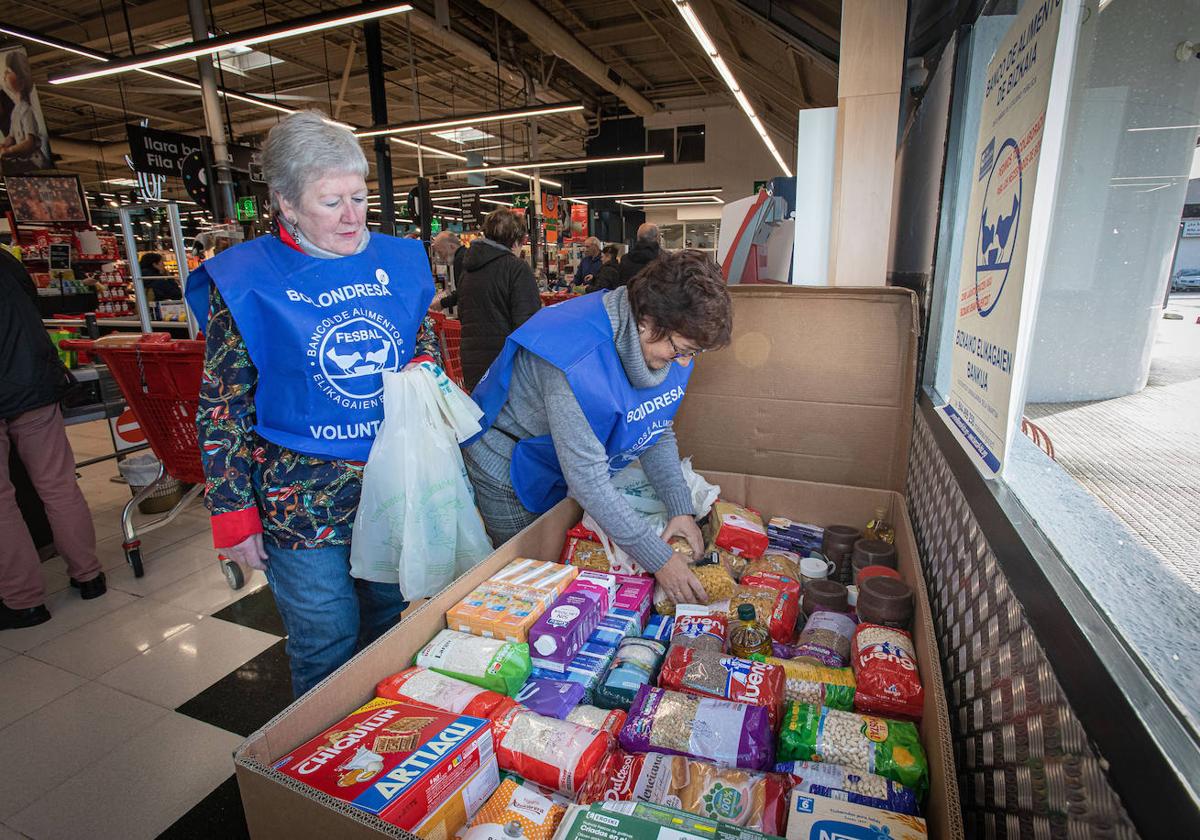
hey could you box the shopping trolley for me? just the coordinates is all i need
[60,333,246,588]
[428,312,464,388]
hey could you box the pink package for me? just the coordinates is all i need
[565,570,618,614]
[528,589,605,672]
[612,573,654,627]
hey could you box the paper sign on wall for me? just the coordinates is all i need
[938,0,1066,476]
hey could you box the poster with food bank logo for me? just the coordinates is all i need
[939,0,1069,477]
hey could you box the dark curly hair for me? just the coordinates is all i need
[627,249,732,350]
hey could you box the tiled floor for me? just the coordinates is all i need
[0,421,293,839]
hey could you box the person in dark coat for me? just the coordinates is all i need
[618,223,662,285]
[139,252,181,300]
[586,245,622,293]
[577,236,602,285]
[459,209,541,390]
[0,248,105,631]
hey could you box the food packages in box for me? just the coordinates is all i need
[272,697,494,831]
[588,609,641,649]
[594,636,667,710]
[532,642,615,704]
[566,705,627,737]
[491,705,612,797]
[463,776,566,840]
[490,558,579,599]
[745,552,803,582]
[728,585,795,644]
[670,606,730,654]
[446,582,550,643]
[851,624,924,721]
[565,801,782,840]
[653,557,736,616]
[643,614,674,642]
[413,757,501,839]
[765,659,855,711]
[774,760,919,816]
[657,646,786,728]
[619,685,774,770]
[580,750,788,834]
[612,573,655,627]
[766,517,824,555]
[562,523,609,572]
[784,788,927,840]
[792,611,857,668]
[376,667,519,720]
[705,501,769,559]
[565,569,619,613]
[776,702,928,799]
[740,571,800,640]
[416,630,532,696]
[515,677,586,719]
[529,590,605,672]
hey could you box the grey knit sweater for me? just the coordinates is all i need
[463,287,693,572]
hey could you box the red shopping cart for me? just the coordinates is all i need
[428,312,464,388]
[60,333,245,587]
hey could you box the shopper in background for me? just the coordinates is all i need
[138,252,181,301]
[430,230,466,311]
[578,236,602,285]
[0,49,51,171]
[458,208,541,391]
[586,245,622,293]
[465,250,732,606]
[0,249,105,631]
[186,111,442,697]
[618,223,663,285]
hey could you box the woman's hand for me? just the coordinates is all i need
[224,533,268,571]
[654,552,708,606]
[661,514,704,560]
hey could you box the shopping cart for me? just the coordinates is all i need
[60,333,246,588]
[428,312,464,388]
[540,291,575,307]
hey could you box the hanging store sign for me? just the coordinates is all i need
[568,203,588,241]
[459,191,482,229]
[542,193,560,245]
[126,124,206,178]
[939,0,1071,477]
[235,196,259,221]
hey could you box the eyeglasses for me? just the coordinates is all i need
[667,334,705,360]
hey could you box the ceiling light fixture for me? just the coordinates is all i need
[1126,124,1200,132]
[51,1,413,85]
[670,0,793,177]
[446,153,663,176]
[480,198,513,206]
[385,138,562,187]
[626,195,724,204]
[567,187,722,200]
[357,103,584,138]
[619,200,724,208]
[428,185,501,195]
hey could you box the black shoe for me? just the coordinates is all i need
[0,602,51,630]
[69,572,107,600]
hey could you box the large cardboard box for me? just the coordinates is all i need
[234,287,963,839]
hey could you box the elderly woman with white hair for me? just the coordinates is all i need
[186,111,441,696]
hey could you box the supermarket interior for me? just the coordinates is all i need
[0,1,1198,838]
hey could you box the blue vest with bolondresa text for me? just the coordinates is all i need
[469,291,692,514]
[185,233,434,461]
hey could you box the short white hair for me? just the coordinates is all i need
[584,236,601,249]
[261,111,368,206]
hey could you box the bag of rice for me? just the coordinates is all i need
[792,610,857,667]
[463,777,566,840]
[415,629,532,696]
[580,750,788,835]
[774,760,919,815]
[852,624,924,721]
[566,705,627,737]
[594,636,667,710]
[657,646,786,728]
[766,658,855,711]
[776,702,928,799]
[704,501,769,558]
[619,685,774,770]
[492,706,612,797]
[375,667,518,719]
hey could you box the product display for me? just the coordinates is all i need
[532,642,616,704]
[657,646,786,728]
[765,659,855,711]
[727,586,792,644]
[465,777,567,840]
[416,629,532,696]
[516,677,588,719]
[492,558,581,598]
[620,685,774,770]
[851,624,924,721]
[565,704,628,737]
[784,789,926,840]
[562,523,609,572]
[727,604,773,659]
[492,705,612,796]
[612,574,656,627]
[566,569,620,612]
[705,501,769,558]
[776,703,928,799]
[529,590,605,672]
[653,557,736,616]
[766,518,824,556]
[446,582,551,643]
[739,571,800,640]
[414,759,502,840]
[642,614,674,642]
[588,610,642,648]
[744,552,802,582]
[580,750,788,834]
[792,611,857,668]
[582,801,780,840]
[376,667,519,719]
[670,606,729,654]
[273,697,493,830]
[774,760,918,816]
[594,636,667,710]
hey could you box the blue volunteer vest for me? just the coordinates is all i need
[185,234,434,461]
[470,291,692,513]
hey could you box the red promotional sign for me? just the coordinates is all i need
[569,204,588,241]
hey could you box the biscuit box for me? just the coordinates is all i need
[784,788,927,840]
[272,698,494,831]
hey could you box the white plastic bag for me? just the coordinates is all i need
[350,361,493,598]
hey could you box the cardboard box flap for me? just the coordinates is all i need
[674,286,920,494]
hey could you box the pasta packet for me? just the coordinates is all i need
[619,685,774,770]
[765,658,855,711]
[375,667,518,719]
[657,646,786,728]
[492,706,613,797]
[774,760,919,815]
[415,629,532,696]
[776,702,928,799]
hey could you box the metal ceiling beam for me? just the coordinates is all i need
[732,0,838,77]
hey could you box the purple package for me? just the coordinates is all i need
[792,610,857,667]
[618,684,773,770]
[565,570,618,613]
[514,677,587,719]
[529,589,604,672]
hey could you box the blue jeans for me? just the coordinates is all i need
[262,543,408,697]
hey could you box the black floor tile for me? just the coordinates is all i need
[176,640,294,737]
[157,774,249,840]
[213,585,287,636]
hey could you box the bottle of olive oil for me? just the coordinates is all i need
[864,507,895,545]
[729,604,772,658]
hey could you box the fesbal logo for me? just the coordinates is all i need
[974,136,1023,318]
